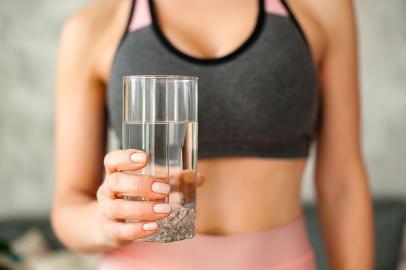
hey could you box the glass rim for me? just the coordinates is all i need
[122,75,198,81]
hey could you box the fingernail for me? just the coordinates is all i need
[153,203,172,214]
[151,182,170,194]
[143,222,158,231]
[130,152,146,163]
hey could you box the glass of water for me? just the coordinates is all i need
[122,75,198,243]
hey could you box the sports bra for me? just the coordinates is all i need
[107,0,320,159]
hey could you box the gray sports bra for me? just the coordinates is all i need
[108,0,320,159]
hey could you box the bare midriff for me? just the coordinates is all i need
[195,157,308,235]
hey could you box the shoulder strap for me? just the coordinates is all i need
[264,0,288,16]
[129,0,152,32]
[280,0,309,47]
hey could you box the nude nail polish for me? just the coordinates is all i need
[130,152,146,163]
[151,182,171,194]
[143,222,158,231]
[153,203,172,214]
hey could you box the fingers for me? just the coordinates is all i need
[103,220,158,245]
[196,172,205,187]
[179,170,205,187]
[104,149,205,187]
[180,170,196,184]
[102,199,172,221]
[104,149,148,174]
[103,172,170,200]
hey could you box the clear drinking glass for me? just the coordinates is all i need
[122,75,198,243]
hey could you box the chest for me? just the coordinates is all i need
[98,0,325,83]
[153,0,259,59]
[108,16,319,148]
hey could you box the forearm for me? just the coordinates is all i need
[316,172,374,270]
[51,193,112,253]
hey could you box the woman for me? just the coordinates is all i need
[52,0,374,269]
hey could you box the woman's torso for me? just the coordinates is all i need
[95,0,325,235]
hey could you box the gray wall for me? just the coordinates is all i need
[0,0,87,217]
[0,0,405,217]
[302,0,406,199]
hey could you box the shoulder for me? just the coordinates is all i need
[58,0,132,77]
[61,0,130,48]
[315,0,356,36]
[301,0,356,48]
[287,0,357,64]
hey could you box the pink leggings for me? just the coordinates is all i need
[98,216,316,270]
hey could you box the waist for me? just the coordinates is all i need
[196,156,307,234]
[99,215,316,270]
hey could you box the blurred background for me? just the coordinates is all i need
[0,0,405,269]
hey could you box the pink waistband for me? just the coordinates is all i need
[99,216,316,270]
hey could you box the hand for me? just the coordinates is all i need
[95,149,204,248]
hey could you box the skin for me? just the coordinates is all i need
[52,0,374,268]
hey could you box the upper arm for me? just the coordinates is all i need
[314,0,365,187]
[54,7,107,204]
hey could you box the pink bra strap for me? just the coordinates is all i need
[265,0,288,16]
[129,0,152,32]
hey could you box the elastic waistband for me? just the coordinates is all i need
[99,216,316,270]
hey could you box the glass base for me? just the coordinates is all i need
[138,204,195,243]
